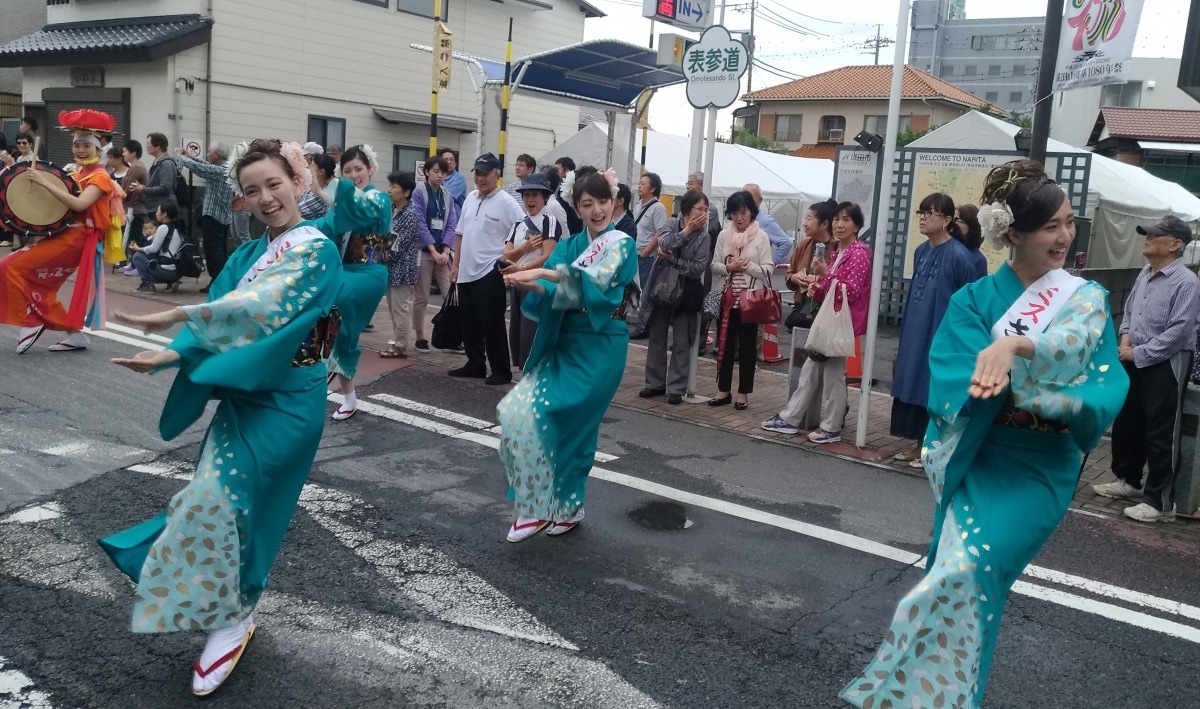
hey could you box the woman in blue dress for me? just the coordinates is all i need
[842,160,1129,708]
[496,170,637,542]
[326,145,391,421]
[101,139,375,697]
[890,192,985,466]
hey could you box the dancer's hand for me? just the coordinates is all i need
[504,268,546,293]
[968,336,1027,399]
[112,349,180,373]
[112,307,186,335]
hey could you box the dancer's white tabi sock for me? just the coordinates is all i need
[193,614,255,695]
[342,390,357,410]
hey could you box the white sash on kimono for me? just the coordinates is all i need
[991,267,1087,341]
[239,225,324,286]
[571,229,628,272]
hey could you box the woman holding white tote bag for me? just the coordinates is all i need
[761,202,872,443]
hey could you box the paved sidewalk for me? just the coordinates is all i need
[105,270,1197,533]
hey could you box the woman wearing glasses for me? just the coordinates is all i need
[889,193,986,465]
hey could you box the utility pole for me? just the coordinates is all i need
[864,25,894,66]
[1030,0,1063,163]
[746,0,756,93]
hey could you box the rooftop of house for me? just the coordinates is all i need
[743,64,989,110]
[1092,106,1200,143]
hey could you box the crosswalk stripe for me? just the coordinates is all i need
[102,323,173,344]
[0,656,56,709]
[82,327,164,352]
[369,393,494,429]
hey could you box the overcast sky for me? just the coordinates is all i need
[581,0,1193,142]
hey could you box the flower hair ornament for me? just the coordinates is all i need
[226,140,312,195]
[977,201,1014,249]
[600,168,619,198]
[560,170,576,201]
[357,144,379,171]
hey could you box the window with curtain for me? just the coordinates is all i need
[773,114,802,142]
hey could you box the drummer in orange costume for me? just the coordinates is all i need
[0,109,115,353]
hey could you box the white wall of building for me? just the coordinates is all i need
[22,0,592,186]
[1050,58,1200,148]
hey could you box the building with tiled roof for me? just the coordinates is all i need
[736,65,993,154]
[1086,106,1200,193]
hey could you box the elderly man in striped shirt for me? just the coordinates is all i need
[177,141,234,291]
[1094,215,1200,523]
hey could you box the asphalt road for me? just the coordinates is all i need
[2,318,1200,708]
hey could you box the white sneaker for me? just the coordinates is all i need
[1093,480,1142,500]
[761,415,800,435]
[192,614,256,696]
[807,428,841,444]
[546,508,585,536]
[1123,502,1175,523]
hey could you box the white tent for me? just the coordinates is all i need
[540,123,835,232]
[909,111,1200,268]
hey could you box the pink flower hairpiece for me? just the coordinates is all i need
[279,141,313,190]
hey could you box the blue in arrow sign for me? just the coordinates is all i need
[677,0,704,22]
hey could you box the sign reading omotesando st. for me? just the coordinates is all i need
[683,25,748,110]
[1052,0,1145,91]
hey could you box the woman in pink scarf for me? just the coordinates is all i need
[709,190,776,409]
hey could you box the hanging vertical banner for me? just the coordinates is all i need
[1053,0,1144,91]
[433,22,453,93]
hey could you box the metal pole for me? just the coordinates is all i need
[854,0,911,449]
[702,0,727,181]
[746,0,756,94]
[428,0,443,158]
[498,18,513,184]
[1030,0,1064,164]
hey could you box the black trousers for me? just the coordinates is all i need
[716,307,758,394]
[1111,359,1189,511]
[199,215,229,279]
[456,269,511,376]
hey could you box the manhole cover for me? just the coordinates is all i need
[628,500,692,531]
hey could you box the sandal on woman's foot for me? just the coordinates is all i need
[16,325,45,354]
[193,615,256,696]
[546,508,585,537]
[507,515,549,543]
[379,345,407,359]
[892,449,921,463]
[331,406,356,421]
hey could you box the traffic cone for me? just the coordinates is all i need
[846,336,863,384]
[762,322,786,364]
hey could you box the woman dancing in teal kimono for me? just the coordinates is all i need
[100,139,374,697]
[841,160,1129,708]
[326,144,392,421]
[497,170,637,542]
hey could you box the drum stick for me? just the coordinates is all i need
[30,137,39,170]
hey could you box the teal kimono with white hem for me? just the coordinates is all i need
[319,181,391,379]
[497,227,637,522]
[99,227,345,633]
[841,263,1128,709]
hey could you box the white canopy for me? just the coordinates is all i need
[539,123,834,231]
[909,111,1200,268]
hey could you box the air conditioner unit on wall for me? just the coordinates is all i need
[823,129,844,142]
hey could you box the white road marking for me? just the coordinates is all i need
[125,462,190,481]
[346,394,619,463]
[82,327,164,352]
[350,396,1200,644]
[299,484,579,650]
[101,323,172,344]
[0,503,63,524]
[0,656,55,709]
[370,393,494,429]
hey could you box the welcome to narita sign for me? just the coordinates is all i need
[683,25,748,110]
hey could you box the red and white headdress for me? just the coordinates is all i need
[57,109,116,148]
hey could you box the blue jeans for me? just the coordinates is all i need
[132,252,180,286]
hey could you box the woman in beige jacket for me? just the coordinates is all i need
[709,190,776,409]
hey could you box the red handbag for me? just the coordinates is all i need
[738,273,782,324]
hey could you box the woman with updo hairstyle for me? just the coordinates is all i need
[298,152,338,220]
[497,169,638,543]
[954,203,989,275]
[102,137,381,697]
[326,144,393,422]
[842,160,1128,708]
[889,191,985,465]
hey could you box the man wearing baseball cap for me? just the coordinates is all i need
[449,152,524,384]
[301,142,323,160]
[1094,215,1200,523]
